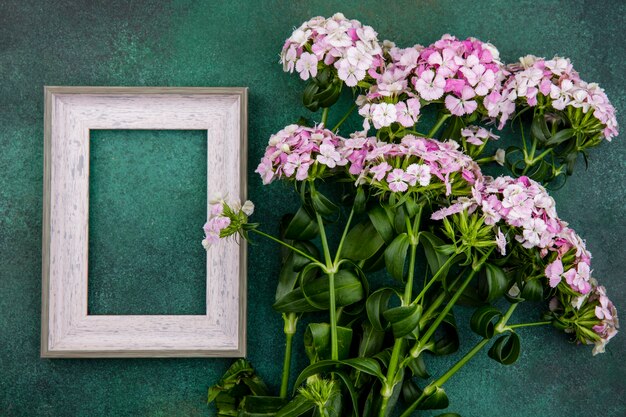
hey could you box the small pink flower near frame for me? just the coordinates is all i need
[41,86,247,357]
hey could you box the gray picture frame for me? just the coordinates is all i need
[41,86,248,358]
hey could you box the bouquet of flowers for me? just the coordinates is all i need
[206,13,619,417]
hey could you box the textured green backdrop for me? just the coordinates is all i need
[0,1,624,416]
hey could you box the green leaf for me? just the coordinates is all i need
[478,264,511,302]
[208,359,269,403]
[238,396,288,416]
[384,233,411,282]
[208,360,270,416]
[284,207,319,241]
[342,220,386,261]
[488,332,521,365]
[304,323,353,362]
[520,279,544,302]
[275,244,319,301]
[273,269,364,313]
[546,128,575,146]
[358,321,385,358]
[311,190,338,217]
[368,204,394,243]
[382,304,423,339]
[433,312,460,356]
[531,116,547,143]
[366,288,398,331]
[418,386,449,410]
[353,187,367,214]
[293,358,385,392]
[470,305,502,338]
[420,232,451,280]
[341,357,385,380]
[402,379,422,404]
[334,371,360,417]
[407,355,430,379]
[275,395,314,417]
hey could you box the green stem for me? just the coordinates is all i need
[332,104,356,132]
[400,302,518,417]
[314,210,338,360]
[378,242,419,417]
[509,321,552,329]
[279,313,297,398]
[418,250,493,350]
[333,207,355,265]
[280,335,293,398]
[427,113,451,138]
[321,107,330,127]
[250,229,322,267]
[414,255,456,305]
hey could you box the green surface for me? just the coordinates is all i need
[0,1,624,416]
[88,130,207,315]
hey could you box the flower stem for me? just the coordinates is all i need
[400,301,518,417]
[509,320,552,329]
[427,113,451,138]
[250,229,323,267]
[321,107,330,127]
[378,242,418,417]
[279,313,297,398]
[332,104,357,132]
[333,207,355,265]
[314,211,339,360]
[418,249,493,349]
[414,255,456,305]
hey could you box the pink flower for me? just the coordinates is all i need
[495,228,507,255]
[405,163,431,186]
[395,98,421,127]
[414,69,445,101]
[545,258,564,287]
[387,168,411,192]
[445,86,478,116]
[370,162,392,181]
[371,102,397,128]
[295,52,318,80]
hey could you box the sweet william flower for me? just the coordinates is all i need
[445,86,478,116]
[414,69,445,100]
[295,52,318,80]
[371,102,397,128]
[387,168,411,192]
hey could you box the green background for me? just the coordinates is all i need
[1,0,624,416]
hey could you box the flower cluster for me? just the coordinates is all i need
[544,226,592,294]
[432,175,618,353]
[255,125,347,185]
[460,125,500,146]
[280,13,383,86]
[412,35,508,117]
[433,175,561,252]
[550,281,619,355]
[357,35,508,131]
[202,196,254,249]
[491,55,618,139]
[352,135,481,196]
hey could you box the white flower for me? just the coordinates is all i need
[371,103,397,128]
[201,239,210,250]
[295,52,318,80]
[495,148,506,166]
[405,163,431,186]
[337,59,365,87]
[242,200,255,216]
[495,228,507,255]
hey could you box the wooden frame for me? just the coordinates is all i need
[41,86,248,358]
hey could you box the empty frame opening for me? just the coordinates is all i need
[88,130,207,315]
